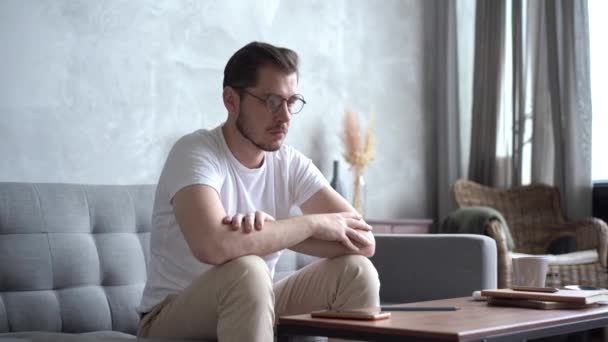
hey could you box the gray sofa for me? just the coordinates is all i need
[0,182,497,341]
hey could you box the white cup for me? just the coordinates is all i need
[512,256,550,287]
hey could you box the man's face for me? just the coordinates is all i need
[235,66,298,152]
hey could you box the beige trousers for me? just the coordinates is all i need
[138,254,380,342]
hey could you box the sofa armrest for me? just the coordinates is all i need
[369,234,497,304]
[486,220,512,288]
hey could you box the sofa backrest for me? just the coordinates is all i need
[0,183,154,334]
[0,182,309,335]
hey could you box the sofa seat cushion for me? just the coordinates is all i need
[511,250,599,266]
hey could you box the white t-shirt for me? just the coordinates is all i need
[138,125,328,313]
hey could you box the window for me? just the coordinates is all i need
[589,0,608,181]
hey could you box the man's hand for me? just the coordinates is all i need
[310,212,373,252]
[222,211,276,233]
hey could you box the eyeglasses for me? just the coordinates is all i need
[236,88,306,115]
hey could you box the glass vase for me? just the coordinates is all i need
[352,170,367,216]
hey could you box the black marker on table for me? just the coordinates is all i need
[380,305,459,311]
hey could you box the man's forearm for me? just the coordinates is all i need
[290,230,375,258]
[209,215,318,264]
[175,184,373,265]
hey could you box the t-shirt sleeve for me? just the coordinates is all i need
[288,148,329,207]
[161,133,224,203]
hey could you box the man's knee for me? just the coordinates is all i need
[335,254,378,274]
[224,255,270,274]
[219,255,273,298]
[334,255,380,289]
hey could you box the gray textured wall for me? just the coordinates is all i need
[0,0,433,220]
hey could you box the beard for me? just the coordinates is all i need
[236,108,284,152]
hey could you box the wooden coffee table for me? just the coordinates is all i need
[277,297,608,341]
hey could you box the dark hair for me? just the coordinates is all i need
[223,41,299,89]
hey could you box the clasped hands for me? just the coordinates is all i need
[222,211,373,252]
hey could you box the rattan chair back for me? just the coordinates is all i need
[453,179,567,253]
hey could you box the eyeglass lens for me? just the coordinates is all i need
[266,94,305,114]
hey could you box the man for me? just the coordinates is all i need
[137,41,380,341]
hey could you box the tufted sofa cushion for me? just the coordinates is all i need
[0,183,154,334]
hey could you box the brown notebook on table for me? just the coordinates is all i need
[481,288,608,305]
[487,297,596,310]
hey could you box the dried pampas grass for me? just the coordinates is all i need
[341,109,375,214]
[342,109,375,170]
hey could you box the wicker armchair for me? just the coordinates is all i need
[451,179,608,289]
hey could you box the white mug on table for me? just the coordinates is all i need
[512,256,550,288]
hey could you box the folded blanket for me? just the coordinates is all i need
[441,206,514,250]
